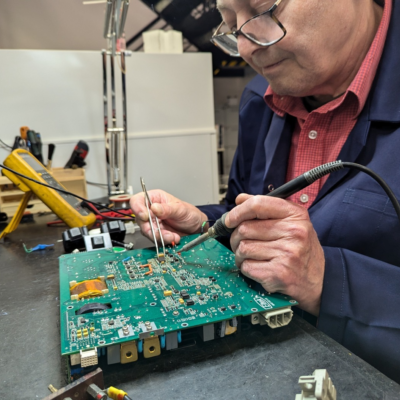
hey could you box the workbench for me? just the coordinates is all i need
[1,215,399,400]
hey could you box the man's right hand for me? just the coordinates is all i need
[129,189,208,245]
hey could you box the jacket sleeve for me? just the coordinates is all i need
[319,246,400,382]
[197,77,270,222]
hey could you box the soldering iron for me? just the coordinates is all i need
[180,160,400,252]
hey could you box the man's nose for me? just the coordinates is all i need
[237,35,265,59]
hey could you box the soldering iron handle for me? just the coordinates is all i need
[266,174,310,198]
[211,212,234,236]
[211,176,309,237]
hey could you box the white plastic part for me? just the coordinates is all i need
[259,307,293,329]
[143,30,183,54]
[295,369,337,400]
[80,348,98,367]
[70,353,81,366]
[124,221,140,234]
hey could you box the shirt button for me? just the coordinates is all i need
[300,194,309,203]
[308,130,318,139]
[268,184,274,192]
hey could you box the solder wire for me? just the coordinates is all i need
[140,177,166,257]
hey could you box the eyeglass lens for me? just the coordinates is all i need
[213,12,284,56]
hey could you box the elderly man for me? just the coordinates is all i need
[131,0,400,382]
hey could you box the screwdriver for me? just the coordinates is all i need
[180,161,345,253]
[47,143,56,169]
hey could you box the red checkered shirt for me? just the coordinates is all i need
[264,0,391,207]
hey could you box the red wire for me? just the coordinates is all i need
[46,203,134,226]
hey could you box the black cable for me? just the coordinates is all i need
[0,163,135,220]
[342,162,400,220]
[86,180,108,187]
[0,139,12,150]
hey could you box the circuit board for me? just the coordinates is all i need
[59,235,296,366]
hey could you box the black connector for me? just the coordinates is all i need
[62,226,89,253]
[101,220,126,242]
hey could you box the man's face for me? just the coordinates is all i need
[217,0,366,98]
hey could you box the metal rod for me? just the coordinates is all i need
[102,50,112,196]
[103,0,113,38]
[121,50,128,194]
[118,0,130,38]
[111,131,121,186]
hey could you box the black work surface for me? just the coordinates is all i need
[1,215,400,400]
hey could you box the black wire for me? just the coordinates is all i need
[0,163,135,220]
[342,162,400,220]
[86,180,108,187]
[0,139,12,150]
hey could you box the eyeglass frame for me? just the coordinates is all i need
[211,0,287,56]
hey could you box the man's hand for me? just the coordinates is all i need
[227,194,325,316]
[130,189,208,245]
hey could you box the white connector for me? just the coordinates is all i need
[125,221,140,235]
[80,348,98,367]
[295,369,337,400]
[251,307,293,328]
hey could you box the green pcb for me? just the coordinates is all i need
[59,235,296,356]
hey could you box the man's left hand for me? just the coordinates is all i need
[227,194,325,316]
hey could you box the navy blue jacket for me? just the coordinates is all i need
[198,1,400,382]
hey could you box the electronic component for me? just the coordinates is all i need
[70,279,108,300]
[120,341,138,364]
[0,149,96,240]
[101,220,126,242]
[200,324,215,342]
[83,233,113,252]
[107,344,120,365]
[80,348,98,367]
[76,303,112,315]
[165,332,178,350]
[62,226,89,253]
[60,235,296,370]
[143,337,161,358]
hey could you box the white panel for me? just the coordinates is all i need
[127,53,215,134]
[0,50,218,205]
[0,50,103,143]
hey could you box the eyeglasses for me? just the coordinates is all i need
[210,0,286,57]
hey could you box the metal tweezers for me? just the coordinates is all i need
[140,177,166,259]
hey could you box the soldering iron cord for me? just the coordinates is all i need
[0,163,135,220]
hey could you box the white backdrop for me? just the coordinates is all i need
[0,50,219,205]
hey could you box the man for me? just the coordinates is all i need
[131,0,400,382]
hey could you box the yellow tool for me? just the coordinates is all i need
[0,149,96,239]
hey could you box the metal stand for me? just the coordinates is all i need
[102,0,130,196]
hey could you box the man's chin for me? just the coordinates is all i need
[267,79,309,98]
